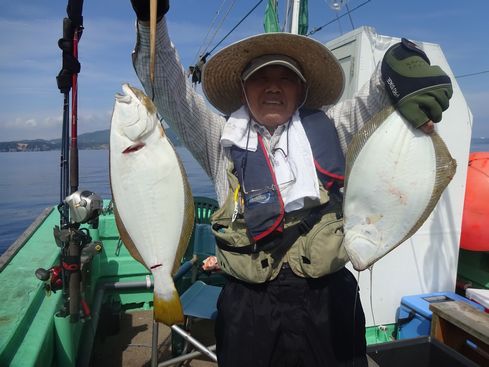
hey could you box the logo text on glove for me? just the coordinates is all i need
[386,77,400,98]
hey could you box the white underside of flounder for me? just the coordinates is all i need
[110,84,194,325]
[343,108,456,271]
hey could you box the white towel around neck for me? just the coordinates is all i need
[221,106,320,211]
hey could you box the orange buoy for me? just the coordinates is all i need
[460,152,489,251]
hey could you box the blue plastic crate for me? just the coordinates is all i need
[396,292,484,339]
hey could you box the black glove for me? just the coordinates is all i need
[130,0,169,22]
[381,38,453,128]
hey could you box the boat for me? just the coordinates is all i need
[1,1,488,366]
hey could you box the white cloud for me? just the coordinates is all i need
[0,107,115,141]
[1,1,488,143]
[24,119,37,128]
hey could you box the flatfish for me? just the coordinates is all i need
[343,106,457,271]
[110,84,194,325]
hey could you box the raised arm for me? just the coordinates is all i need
[130,1,227,189]
[325,38,452,153]
[324,64,390,154]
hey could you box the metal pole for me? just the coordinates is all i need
[158,345,217,367]
[151,319,159,367]
[170,325,218,361]
[289,0,301,34]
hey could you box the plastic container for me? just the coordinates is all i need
[396,292,484,339]
[465,288,489,313]
[367,336,479,367]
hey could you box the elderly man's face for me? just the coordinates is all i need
[242,65,305,131]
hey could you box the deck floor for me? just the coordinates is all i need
[92,310,217,366]
[91,310,380,366]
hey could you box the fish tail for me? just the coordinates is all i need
[153,290,185,326]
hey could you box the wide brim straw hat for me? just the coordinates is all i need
[202,32,345,115]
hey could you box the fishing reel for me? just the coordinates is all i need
[64,189,103,227]
[35,265,63,294]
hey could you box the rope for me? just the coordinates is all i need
[455,69,489,79]
[193,0,235,65]
[205,0,265,58]
[308,0,371,36]
[344,2,355,30]
[369,265,376,326]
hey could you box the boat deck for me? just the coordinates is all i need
[92,310,387,367]
[92,310,217,366]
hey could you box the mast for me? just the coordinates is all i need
[283,0,307,35]
[289,0,301,34]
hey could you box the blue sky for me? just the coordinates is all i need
[0,0,488,141]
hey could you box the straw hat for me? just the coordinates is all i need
[202,32,345,115]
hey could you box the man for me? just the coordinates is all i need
[130,1,452,366]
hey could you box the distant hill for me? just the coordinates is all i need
[0,128,181,152]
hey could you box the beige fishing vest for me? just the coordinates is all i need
[211,166,349,283]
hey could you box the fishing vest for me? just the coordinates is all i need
[230,109,345,242]
[211,109,350,283]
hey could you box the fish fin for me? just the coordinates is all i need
[171,148,195,275]
[157,123,166,138]
[153,290,185,326]
[400,131,457,242]
[113,205,148,269]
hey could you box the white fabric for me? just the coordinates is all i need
[220,106,258,151]
[221,107,320,212]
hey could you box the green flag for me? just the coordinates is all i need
[264,0,280,33]
[298,0,308,35]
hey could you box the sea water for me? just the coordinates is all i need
[0,148,215,254]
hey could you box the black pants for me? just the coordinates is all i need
[215,266,367,367]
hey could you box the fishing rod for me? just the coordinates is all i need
[54,0,85,322]
[33,13,74,321]
[35,0,102,324]
[70,11,82,195]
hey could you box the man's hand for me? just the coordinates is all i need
[382,38,453,129]
[420,120,435,134]
[130,0,169,22]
